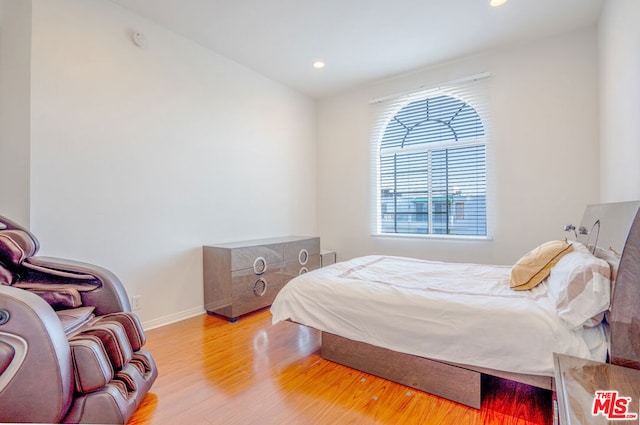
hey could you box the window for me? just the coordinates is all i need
[372,75,490,237]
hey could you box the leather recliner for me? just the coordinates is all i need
[0,215,158,423]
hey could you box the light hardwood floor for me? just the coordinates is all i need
[127,308,553,425]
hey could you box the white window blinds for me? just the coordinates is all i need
[370,74,491,237]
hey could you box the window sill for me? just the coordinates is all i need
[371,233,493,242]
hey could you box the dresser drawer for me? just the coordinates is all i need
[283,237,320,263]
[230,281,284,318]
[230,267,284,297]
[283,255,321,282]
[230,243,283,271]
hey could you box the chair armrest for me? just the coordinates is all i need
[0,285,73,423]
[24,256,131,315]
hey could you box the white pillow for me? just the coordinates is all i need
[547,242,611,330]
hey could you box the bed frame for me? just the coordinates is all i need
[319,201,640,408]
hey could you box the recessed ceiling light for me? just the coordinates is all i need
[313,61,325,69]
[490,0,508,6]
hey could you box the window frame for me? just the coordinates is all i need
[370,75,491,240]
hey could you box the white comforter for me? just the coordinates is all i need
[271,255,608,376]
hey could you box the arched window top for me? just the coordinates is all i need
[380,95,485,150]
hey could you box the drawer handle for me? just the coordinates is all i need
[253,257,267,275]
[298,249,309,265]
[299,267,309,275]
[253,278,268,297]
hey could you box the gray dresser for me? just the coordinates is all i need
[203,236,320,321]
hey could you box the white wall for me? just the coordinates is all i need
[317,27,600,265]
[28,0,317,327]
[0,0,31,225]
[599,0,640,202]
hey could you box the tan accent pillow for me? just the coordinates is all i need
[510,240,574,290]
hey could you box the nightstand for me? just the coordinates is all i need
[553,353,640,424]
[320,249,336,267]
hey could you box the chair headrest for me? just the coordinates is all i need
[0,214,40,251]
[0,229,39,268]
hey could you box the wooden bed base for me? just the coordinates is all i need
[321,332,553,409]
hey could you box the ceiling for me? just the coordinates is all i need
[109,0,604,98]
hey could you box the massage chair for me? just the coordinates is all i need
[0,215,157,423]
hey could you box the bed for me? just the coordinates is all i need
[270,201,640,408]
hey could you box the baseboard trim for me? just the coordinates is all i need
[141,306,206,331]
